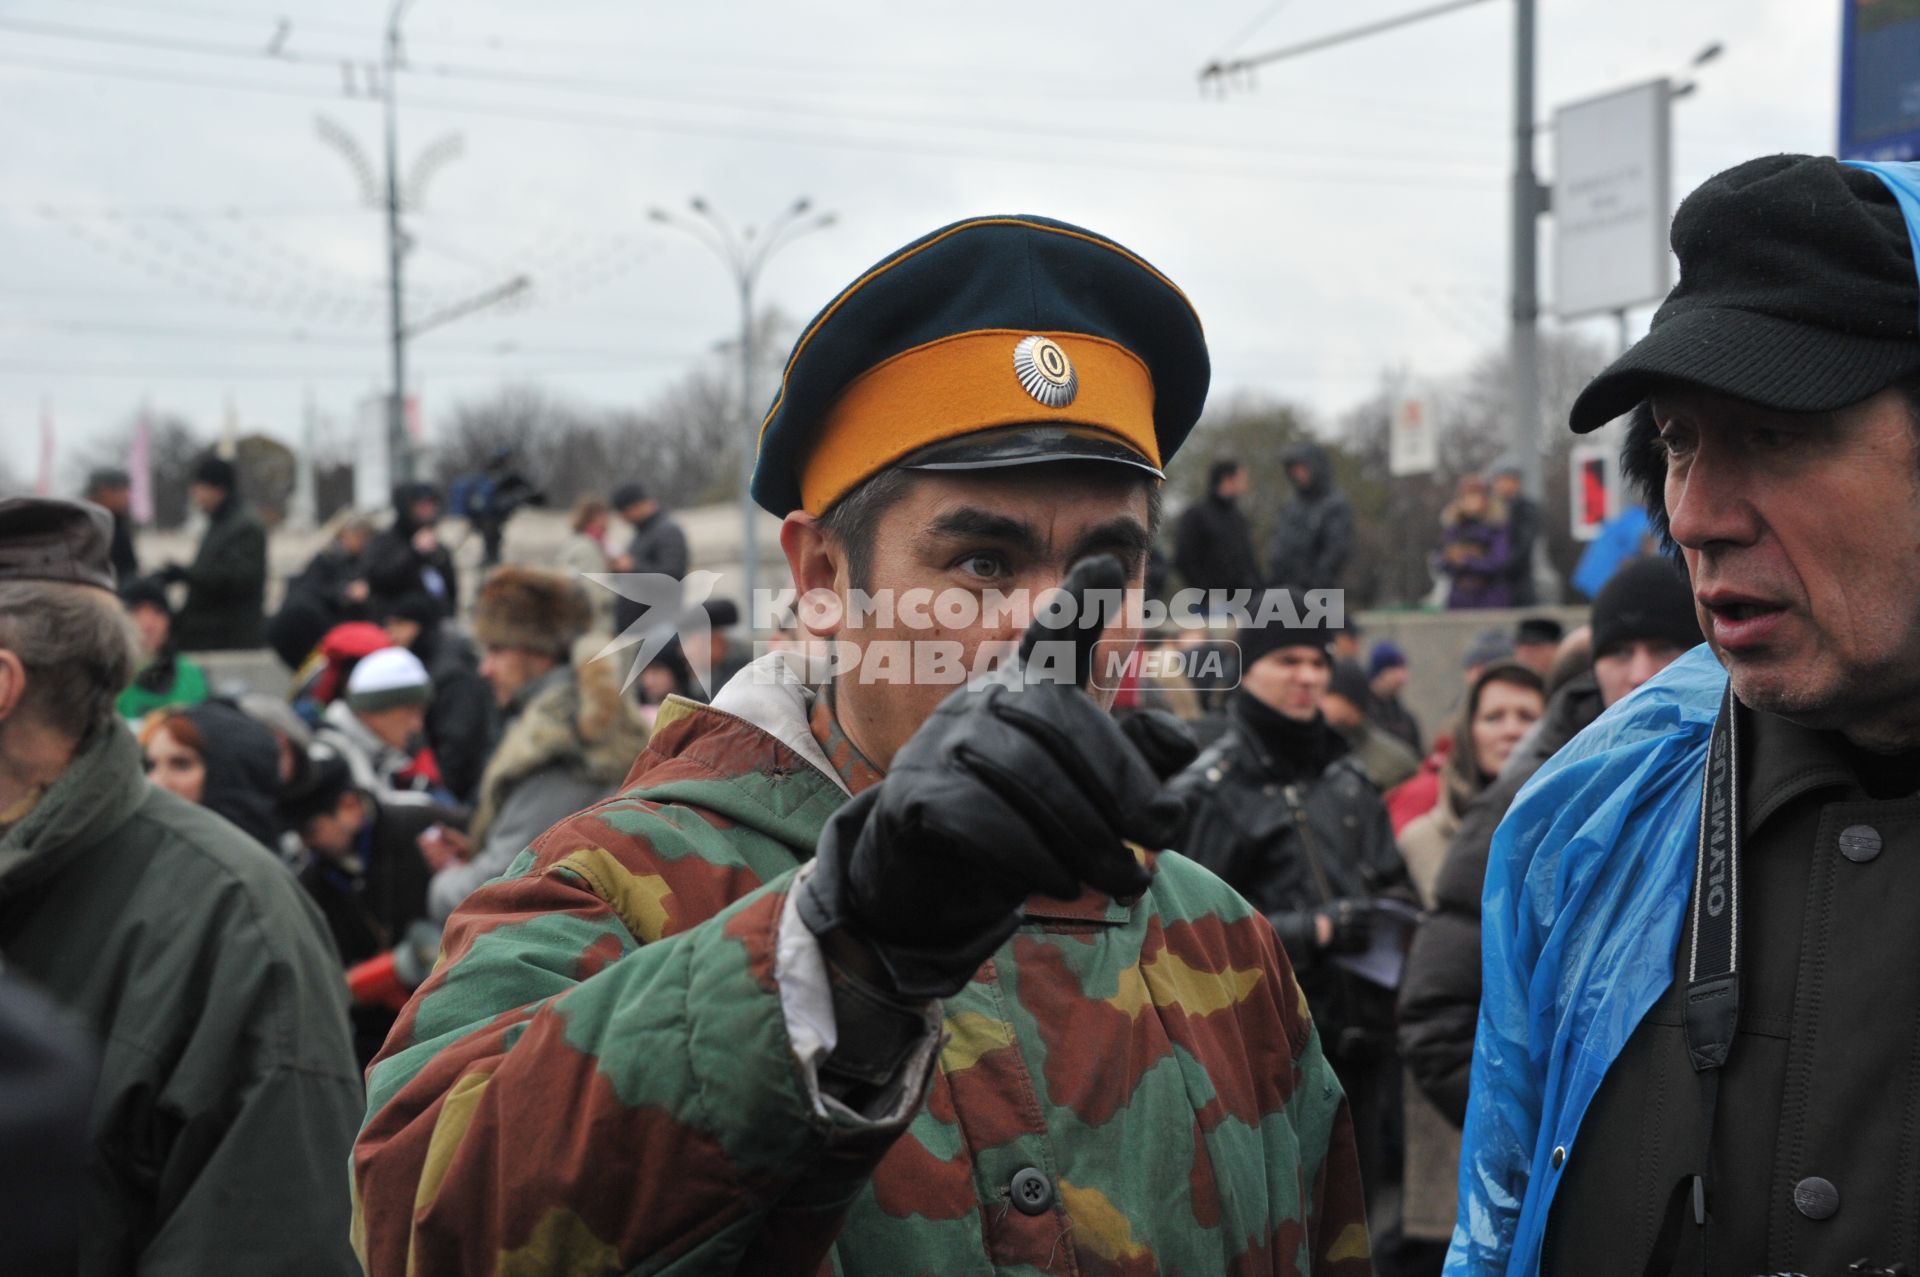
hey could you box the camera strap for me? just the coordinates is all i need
[1683,680,1743,1242]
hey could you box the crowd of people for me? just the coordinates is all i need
[1173,445,1546,612]
[4,151,1917,1275]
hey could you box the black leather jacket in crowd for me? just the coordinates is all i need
[1166,693,1409,1058]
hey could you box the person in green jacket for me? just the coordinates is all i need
[353,216,1370,1274]
[114,575,209,722]
[0,495,363,1275]
[161,454,267,651]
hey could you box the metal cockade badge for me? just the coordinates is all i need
[1013,334,1078,408]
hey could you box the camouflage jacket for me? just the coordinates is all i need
[353,662,1372,1275]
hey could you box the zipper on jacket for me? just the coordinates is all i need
[1283,783,1337,904]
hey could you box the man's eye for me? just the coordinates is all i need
[957,554,1006,580]
[1657,430,1695,461]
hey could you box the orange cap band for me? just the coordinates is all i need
[797,329,1158,515]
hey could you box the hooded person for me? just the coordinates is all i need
[1266,440,1354,594]
[140,700,284,850]
[365,482,459,619]
[425,567,649,920]
[162,453,268,651]
[0,497,360,1273]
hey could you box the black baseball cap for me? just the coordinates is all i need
[1570,155,1920,433]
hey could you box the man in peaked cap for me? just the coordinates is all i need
[0,497,361,1273]
[1454,155,1920,1276]
[355,216,1370,1274]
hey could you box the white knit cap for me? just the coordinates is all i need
[344,646,433,712]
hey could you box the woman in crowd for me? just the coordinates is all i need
[1436,473,1514,609]
[141,701,282,850]
[1392,659,1545,1273]
[1397,661,1545,904]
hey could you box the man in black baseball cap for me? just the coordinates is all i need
[1456,155,1920,1275]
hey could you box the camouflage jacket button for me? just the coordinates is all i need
[1009,1166,1054,1215]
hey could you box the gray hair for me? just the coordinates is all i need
[0,581,138,739]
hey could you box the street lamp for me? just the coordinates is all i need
[1670,41,1726,101]
[649,197,836,621]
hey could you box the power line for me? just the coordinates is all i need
[0,49,1504,190]
[0,14,359,68]
[0,15,1501,166]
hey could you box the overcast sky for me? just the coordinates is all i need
[0,0,1839,488]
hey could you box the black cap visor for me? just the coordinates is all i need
[897,423,1165,480]
[1569,305,1920,433]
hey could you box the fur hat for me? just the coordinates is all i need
[472,566,593,657]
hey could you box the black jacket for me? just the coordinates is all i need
[366,486,459,618]
[1397,670,1602,1124]
[0,973,96,1275]
[417,624,498,805]
[1167,692,1407,1056]
[108,509,138,586]
[298,792,444,1066]
[180,699,283,850]
[1505,492,1542,606]
[1267,443,1354,593]
[174,493,267,651]
[1543,705,1920,1276]
[266,542,371,668]
[1173,494,1261,596]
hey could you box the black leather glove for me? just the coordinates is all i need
[1118,708,1200,782]
[1315,897,1374,954]
[797,557,1184,1000]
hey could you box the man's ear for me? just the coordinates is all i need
[0,650,26,725]
[779,512,848,640]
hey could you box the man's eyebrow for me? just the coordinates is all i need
[915,508,1044,556]
[1067,516,1151,566]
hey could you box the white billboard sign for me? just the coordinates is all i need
[1388,396,1438,477]
[1553,79,1672,320]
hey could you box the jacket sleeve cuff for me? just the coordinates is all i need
[776,862,940,1128]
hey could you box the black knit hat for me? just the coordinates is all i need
[1590,556,1701,659]
[1236,588,1342,668]
[1570,155,1920,433]
[192,453,237,490]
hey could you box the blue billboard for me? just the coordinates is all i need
[1841,0,1920,160]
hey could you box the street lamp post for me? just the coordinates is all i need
[649,198,836,622]
[383,0,420,485]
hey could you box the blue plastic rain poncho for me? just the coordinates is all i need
[1446,643,1726,1275]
